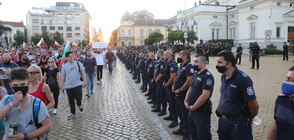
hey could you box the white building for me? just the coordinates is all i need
[0,21,25,47]
[175,0,294,49]
[26,2,92,45]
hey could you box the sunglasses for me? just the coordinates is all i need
[48,61,54,63]
[29,71,40,75]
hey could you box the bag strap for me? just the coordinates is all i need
[33,98,41,125]
[5,95,13,105]
[77,61,81,74]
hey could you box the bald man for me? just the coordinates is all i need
[0,53,19,95]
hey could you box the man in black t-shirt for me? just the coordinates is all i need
[236,44,243,65]
[282,42,288,61]
[16,53,30,68]
[250,42,261,69]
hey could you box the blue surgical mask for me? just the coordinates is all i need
[281,82,294,96]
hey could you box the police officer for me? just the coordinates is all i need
[203,44,210,64]
[138,50,148,92]
[250,42,261,69]
[282,42,289,61]
[147,53,157,105]
[216,51,259,140]
[152,50,168,116]
[172,50,194,140]
[133,49,140,80]
[162,50,179,128]
[184,54,214,140]
[236,44,243,65]
[135,49,141,83]
[267,66,294,140]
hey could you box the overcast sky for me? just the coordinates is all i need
[0,0,196,42]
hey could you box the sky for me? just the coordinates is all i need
[0,0,196,42]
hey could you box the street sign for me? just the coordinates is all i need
[265,30,272,35]
[184,32,188,38]
[265,35,271,40]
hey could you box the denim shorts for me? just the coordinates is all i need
[0,119,5,134]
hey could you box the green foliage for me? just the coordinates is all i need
[14,31,26,45]
[41,31,53,46]
[145,32,164,45]
[289,45,294,54]
[168,30,198,45]
[207,39,234,45]
[109,29,118,46]
[24,28,28,43]
[131,9,154,20]
[31,33,41,45]
[80,40,89,47]
[173,45,195,52]
[261,48,283,55]
[266,44,277,49]
[53,31,64,46]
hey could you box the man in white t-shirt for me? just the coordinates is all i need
[93,49,104,84]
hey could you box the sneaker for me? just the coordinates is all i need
[79,106,83,112]
[97,81,100,84]
[53,109,57,114]
[48,108,53,113]
[86,94,90,98]
[68,114,76,120]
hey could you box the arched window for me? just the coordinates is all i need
[140,29,144,38]
[122,30,125,37]
[128,30,132,37]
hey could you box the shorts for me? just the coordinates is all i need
[0,119,5,134]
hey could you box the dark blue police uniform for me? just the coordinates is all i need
[155,58,167,111]
[251,45,260,69]
[173,62,194,135]
[216,68,256,140]
[148,59,158,103]
[274,96,294,140]
[165,59,178,119]
[139,55,148,90]
[187,69,214,140]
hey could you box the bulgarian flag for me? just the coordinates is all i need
[23,42,28,50]
[54,41,61,47]
[72,43,78,47]
[58,41,71,71]
[37,37,44,48]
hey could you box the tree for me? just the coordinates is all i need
[41,31,53,47]
[131,9,154,20]
[109,29,118,46]
[168,30,184,45]
[31,33,41,45]
[53,31,64,46]
[14,31,25,45]
[24,28,28,43]
[145,32,164,45]
[80,40,88,47]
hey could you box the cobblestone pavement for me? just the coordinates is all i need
[49,54,294,140]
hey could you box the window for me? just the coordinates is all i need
[41,26,47,31]
[75,14,80,17]
[67,27,72,31]
[50,33,55,37]
[33,26,38,30]
[57,13,63,17]
[277,2,281,6]
[65,14,73,19]
[229,28,232,39]
[157,29,161,33]
[121,30,125,37]
[140,29,144,38]
[32,19,38,24]
[213,16,218,18]
[66,21,72,25]
[58,27,63,30]
[128,30,132,37]
[50,20,55,24]
[67,33,72,38]
[60,33,63,37]
[140,41,144,45]
[276,27,281,38]
[75,33,81,37]
[58,21,63,24]
[148,29,152,35]
[232,28,235,40]
[41,20,47,25]
[250,22,256,39]
[216,29,219,39]
[212,29,215,39]
[290,2,294,7]
[76,21,80,24]
[50,26,55,30]
[75,27,80,30]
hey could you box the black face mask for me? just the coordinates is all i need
[216,66,227,73]
[157,57,160,60]
[4,60,11,65]
[12,86,28,97]
[177,57,182,63]
[194,65,201,71]
[164,58,168,61]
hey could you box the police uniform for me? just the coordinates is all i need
[148,59,158,103]
[187,69,214,140]
[163,59,178,120]
[204,45,210,64]
[236,46,243,65]
[139,53,148,90]
[153,58,167,112]
[273,96,294,140]
[251,45,260,69]
[173,62,194,135]
[216,68,256,140]
[283,44,288,61]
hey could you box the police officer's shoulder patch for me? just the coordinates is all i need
[247,86,255,96]
[241,72,248,77]
[206,72,211,75]
[190,68,195,73]
[171,67,174,71]
[206,79,213,86]
[160,65,163,69]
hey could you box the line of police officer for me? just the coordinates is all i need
[118,47,260,140]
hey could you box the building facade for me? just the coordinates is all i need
[117,12,176,46]
[0,21,25,47]
[176,0,294,49]
[26,2,92,45]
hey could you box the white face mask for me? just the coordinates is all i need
[48,63,54,67]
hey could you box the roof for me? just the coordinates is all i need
[0,21,24,27]
[133,19,176,26]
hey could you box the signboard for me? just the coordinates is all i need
[92,42,108,49]
[184,32,188,38]
[265,30,272,35]
[265,35,271,40]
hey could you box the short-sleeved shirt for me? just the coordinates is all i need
[139,56,148,71]
[236,47,243,54]
[148,59,157,79]
[217,68,256,116]
[16,60,30,68]
[155,59,167,78]
[173,62,194,91]
[0,95,50,140]
[274,96,294,139]
[187,69,214,106]
[83,57,96,74]
[0,62,19,95]
[283,45,288,52]
[60,61,85,89]
[251,46,260,56]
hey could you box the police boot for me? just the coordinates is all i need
[182,134,190,140]
[163,114,173,121]
[142,89,147,92]
[168,118,178,128]
[151,108,161,112]
[172,129,184,135]
[158,109,166,116]
[148,100,156,104]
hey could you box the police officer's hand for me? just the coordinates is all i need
[172,86,175,92]
[174,89,180,94]
[7,132,24,140]
[11,91,23,107]
[184,102,190,109]
[190,105,197,111]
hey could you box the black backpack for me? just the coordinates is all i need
[46,69,58,87]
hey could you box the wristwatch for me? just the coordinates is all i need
[24,133,28,140]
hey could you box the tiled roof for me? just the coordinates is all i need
[0,21,24,27]
[133,19,176,26]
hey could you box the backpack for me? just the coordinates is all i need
[5,95,41,128]
[46,69,58,87]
